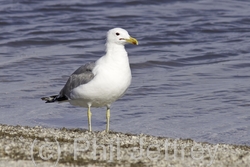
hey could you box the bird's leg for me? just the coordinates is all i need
[87,106,92,131]
[106,107,110,132]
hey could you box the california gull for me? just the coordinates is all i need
[41,27,138,132]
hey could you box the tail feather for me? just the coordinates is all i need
[41,95,68,103]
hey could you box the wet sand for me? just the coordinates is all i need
[0,124,249,167]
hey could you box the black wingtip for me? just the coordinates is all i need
[41,95,68,103]
[41,95,57,103]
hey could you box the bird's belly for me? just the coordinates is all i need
[70,69,131,108]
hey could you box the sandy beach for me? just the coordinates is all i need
[0,124,249,167]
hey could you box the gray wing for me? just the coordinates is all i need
[59,62,95,98]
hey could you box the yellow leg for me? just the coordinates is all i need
[106,107,110,132]
[87,106,92,131]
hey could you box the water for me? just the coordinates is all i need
[0,0,250,145]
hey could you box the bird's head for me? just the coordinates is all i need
[107,28,138,46]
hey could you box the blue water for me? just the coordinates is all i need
[0,0,250,145]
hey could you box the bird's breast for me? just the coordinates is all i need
[95,63,132,95]
[70,60,132,107]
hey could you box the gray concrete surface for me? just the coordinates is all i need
[0,124,249,167]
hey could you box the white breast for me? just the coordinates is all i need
[70,52,131,108]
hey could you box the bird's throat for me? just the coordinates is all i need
[106,43,126,55]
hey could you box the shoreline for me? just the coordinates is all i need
[0,124,249,167]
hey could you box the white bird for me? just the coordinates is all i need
[41,28,138,132]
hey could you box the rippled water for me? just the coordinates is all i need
[0,0,250,145]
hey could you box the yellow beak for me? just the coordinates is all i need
[126,37,138,45]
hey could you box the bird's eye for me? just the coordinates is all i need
[116,32,120,36]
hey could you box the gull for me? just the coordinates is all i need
[41,28,138,132]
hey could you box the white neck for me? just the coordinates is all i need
[105,43,127,57]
